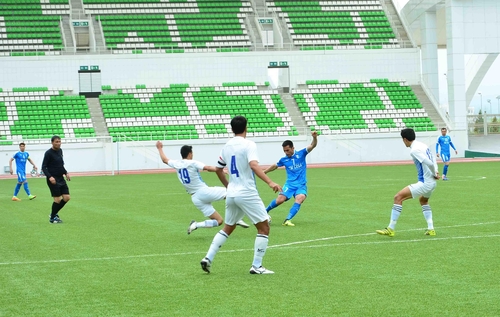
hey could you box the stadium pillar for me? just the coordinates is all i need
[421,11,439,102]
[446,0,468,130]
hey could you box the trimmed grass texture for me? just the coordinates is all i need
[1,161,499,316]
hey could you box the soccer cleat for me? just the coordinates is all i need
[49,216,63,224]
[249,266,274,275]
[236,219,250,228]
[12,196,21,201]
[442,176,449,181]
[282,220,295,227]
[425,229,436,236]
[267,215,272,224]
[376,227,395,237]
[187,220,197,235]
[200,257,211,273]
[28,195,36,200]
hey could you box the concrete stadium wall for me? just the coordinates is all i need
[0,130,467,174]
[0,49,420,90]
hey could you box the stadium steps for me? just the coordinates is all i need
[70,0,85,11]
[92,18,106,52]
[281,93,308,135]
[410,85,446,129]
[86,97,109,137]
[61,16,75,52]
[246,13,264,48]
[379,0,412,46]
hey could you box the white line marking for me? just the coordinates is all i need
[1,221,499,266]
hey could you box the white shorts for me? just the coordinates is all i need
[408,181,436,198]
[191,186,226,217]
[225,194,268,226]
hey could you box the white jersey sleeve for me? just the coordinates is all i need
[246,140,259,163]
[410,141,438,183]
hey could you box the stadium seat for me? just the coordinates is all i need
[84,0,253,53]
[0,88,95,144]
[293,78,437,134]
[100,83,294,140]
[266,0,399,50]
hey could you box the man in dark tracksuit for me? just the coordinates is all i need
[42,135,71,224]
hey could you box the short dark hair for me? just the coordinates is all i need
[282,140,294,148]
[400,128,416,141]
[441,127,447,131]
[180,145,192,159]
[51,135,61,143]
[19,142,25,146]
[231,115,247,134]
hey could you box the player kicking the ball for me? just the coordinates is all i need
[263,131,318,226]
[156,142,249,234]
[376,128,439,237]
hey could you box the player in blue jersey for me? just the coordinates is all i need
[264,131,318,226]
[376,128,439,237]
[9,142,37,201]
[436,127,457,181]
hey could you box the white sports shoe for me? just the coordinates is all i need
[200,257,211,273]
[267,215,272,224]
[249,266,274,274]
[187,220,197,235]
[236,219,250,228]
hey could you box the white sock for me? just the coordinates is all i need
[205,230,228,262]
[197,219,219,228]
[422,205,434,229]
[388,204,402,230]
[251,234,269,268]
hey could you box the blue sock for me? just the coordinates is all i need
[286,203,301,220]
[23,183,31,196]
[266,199,278,213]
[443,165,449,176]
[14,183,21,196]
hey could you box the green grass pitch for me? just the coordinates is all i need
[1,161,499,316]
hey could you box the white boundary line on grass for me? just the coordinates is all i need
[1,221,499,266]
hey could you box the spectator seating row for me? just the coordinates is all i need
[86,0,253,53]
[293,78,436,134]
[266,0,398,50]
[0,0,68,56]
[100,82,296,141]
[0,88,95,145]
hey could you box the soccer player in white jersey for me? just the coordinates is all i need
[376,128,439,237]
[200,115,282,275]
[156,142,249,234]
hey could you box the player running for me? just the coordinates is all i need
[156,142,249,234]
[9,142,37,201]
[377,128,439,237]
[264,131,318,226]
[436,127,457,181]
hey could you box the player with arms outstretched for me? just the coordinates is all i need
[200,115,282,275]
[156,142,249,234]
[436,127,457,181]
[377,128,439,237]
[264,131,318,226]
[9,142,37,201]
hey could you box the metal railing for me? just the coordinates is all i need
[468,114,500,136]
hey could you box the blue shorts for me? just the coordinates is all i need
[440,152,451,163]
[280,183,307,200]
[17,172,27,183]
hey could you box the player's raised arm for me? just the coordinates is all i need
[250,160,282,193]
[306,131,318,153]
[263,163,278,174]
[156,141,171,165]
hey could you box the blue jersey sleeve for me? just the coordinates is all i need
[276,157,285,167]
[435,137,440,153]
[449,139,456,150]
[298,148,309,157]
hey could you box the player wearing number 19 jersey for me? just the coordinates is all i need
[200,115,282,275]
[156,142,249,234]
[377,128,439,237]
